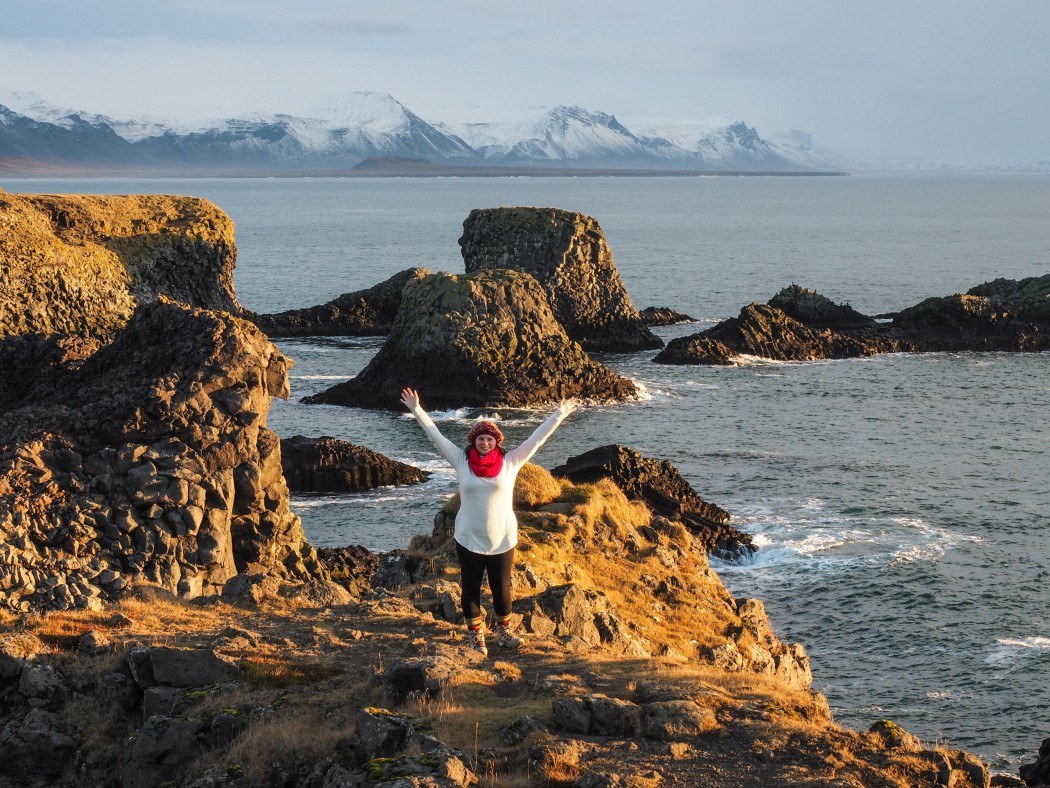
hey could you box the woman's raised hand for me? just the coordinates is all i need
[557,397,580,416]
[400,387,420,410]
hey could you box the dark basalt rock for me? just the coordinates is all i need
[249,268,429,338]
[639,306,695,326]
[0,299,333,612]
[767,284,874,329]
[281,435,428,493]
[1020,736,1050,786]
[317,545,379,598]
[303,268,637,410]
[459,207,662,352]
[552,444,753,556]
[655,302,901,365]
[654,277,1050,365]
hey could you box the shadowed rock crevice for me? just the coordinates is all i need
[460,207,662,352]
[303,268,637,410]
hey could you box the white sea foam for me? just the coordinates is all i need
[985,636,1050,666]
[291,375,348,380]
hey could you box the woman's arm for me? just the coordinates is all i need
[401,388,462,466]
[506,398,579,467]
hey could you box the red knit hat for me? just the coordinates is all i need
[466,420,504,447]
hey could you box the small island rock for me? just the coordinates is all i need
[303,268,637,410]
[281,435,429,493]
[459,207,662,352]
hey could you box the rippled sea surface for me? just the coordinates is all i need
[7,174,1050,771]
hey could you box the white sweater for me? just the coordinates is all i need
[411,404,571,555]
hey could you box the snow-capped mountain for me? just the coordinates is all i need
[0,90,847,174]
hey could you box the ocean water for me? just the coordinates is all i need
[6,174,1049,771]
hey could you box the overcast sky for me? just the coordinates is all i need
[3,0,1049,165]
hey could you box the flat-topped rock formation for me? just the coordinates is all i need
[551,444,753,556]
[0,191,240,340]
[656,278,1050,364]
[303,269,637,410]
[281,435,428,493]
[249,268,429,338]
[459,207,662,352]
[0,299,335,612]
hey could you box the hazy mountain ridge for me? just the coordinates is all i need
[0,89,847,173]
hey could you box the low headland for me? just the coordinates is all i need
[0,187,1043,786]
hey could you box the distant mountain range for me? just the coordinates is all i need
[0,90,852,175]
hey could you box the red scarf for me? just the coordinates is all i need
[466,447,504,477]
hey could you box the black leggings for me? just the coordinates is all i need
[455,542,514,620]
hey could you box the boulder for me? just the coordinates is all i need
[318,545,379,598]
[869,720,922,753]
[280,435,428,493]
[641,700,716,740]
[1020,736,1050,786]
[249,268,429,337]
[552,695,641,737]
[0,708,78,778]
[303,269,636,410]
[355,707,422,760]
[528,583,647,655]
[0,298,327,613]
[552,445,752,556]
[120,714,206,788]
[0,192,240,340]
[148,647,241,687]
[459,207,662,352]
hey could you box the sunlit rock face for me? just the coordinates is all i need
[459,207,662,352]
[0,191,240,340]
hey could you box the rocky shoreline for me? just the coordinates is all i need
[0,188,1043,785]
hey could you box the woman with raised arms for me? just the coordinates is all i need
[400,387,578,656]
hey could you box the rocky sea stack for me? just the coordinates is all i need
[460,207,663,352]
[249,267,429,338]
[303,268,637,409]
[657,278,1050,364]
[0,299,336,612]
[0,191,240,340]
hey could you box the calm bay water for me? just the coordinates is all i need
[6,174,1049,771]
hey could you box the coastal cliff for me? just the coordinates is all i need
[0,191,240,340]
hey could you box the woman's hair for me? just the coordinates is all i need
[465,420,505,453]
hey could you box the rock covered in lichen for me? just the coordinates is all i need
[303,268,637,410]
[0,192,240,340]
[460,207,662,352]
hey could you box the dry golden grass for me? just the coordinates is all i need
[513,463,564,509]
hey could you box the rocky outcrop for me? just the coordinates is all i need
[249,268,429,338]
[459,207,662,352]
[1021,736,1050,785]
[0,192,240,340]
[767,284,874,329]
[552,444,752,556]
[280,435,428,493]
[0,299,329,612]
[654,278,1050,365]
[639,306,695,326]
[303,268,637,410]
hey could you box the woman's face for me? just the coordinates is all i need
[474,435,498,456]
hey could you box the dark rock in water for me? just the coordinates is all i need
[317,545,379,598]
[551,445,752,556]
[0,192,241,340]
[639,306,695,326]
[281,435,428,493]
[654,278,1050,365]
[249,268,429,338]
[459,207,662,352]
[1019,736,1050,786]
[303,268,637,410]
[767,284,875,329]
[0,299,332,613]
[655,302,902,365]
